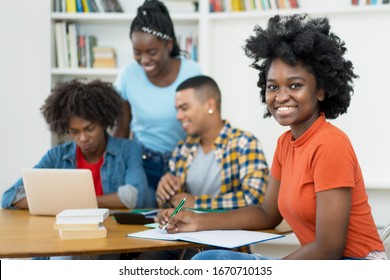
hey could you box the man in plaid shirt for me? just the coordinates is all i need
[156,75,269,210]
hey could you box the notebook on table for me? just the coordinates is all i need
[127,229,284,249]
[22,168,98,216]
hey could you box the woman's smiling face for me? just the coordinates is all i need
[265,58,325,139]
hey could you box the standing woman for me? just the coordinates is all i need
[113,0,202,206]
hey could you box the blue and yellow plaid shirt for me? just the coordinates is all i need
[169,120,269,209]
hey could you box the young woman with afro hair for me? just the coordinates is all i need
[155,14,386,260]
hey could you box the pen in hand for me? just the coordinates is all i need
[162,197,186,230]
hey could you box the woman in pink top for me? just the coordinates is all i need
[155,14,386,260]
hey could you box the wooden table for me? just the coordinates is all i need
[0,209,292,259]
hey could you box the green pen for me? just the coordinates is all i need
[162,197,186,230]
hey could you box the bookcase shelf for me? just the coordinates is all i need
[51,67,119,76]
[51,12,200,22]
[208,3,390,20]
[50,1,202,82]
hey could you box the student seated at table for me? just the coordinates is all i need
[156,14,387,260]
[155,75,269,210]
[2,79,148,211]
[134,75,269,260]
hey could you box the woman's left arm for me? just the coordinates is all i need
[285,187,351,259]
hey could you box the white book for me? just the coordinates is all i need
[127,229,284,249]
[55,21,69,68]
[269,0,278,10]
[67,23,79,68]
[56,208,109,224]
[54,22,65,68]
[54,221,101,230]
[95,0,107,12]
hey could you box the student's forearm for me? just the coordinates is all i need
[195,205,281,231]
[283,241,343,260]
[13,198,28,209]
[97,193,126,209]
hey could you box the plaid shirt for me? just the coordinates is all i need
[169,120,269,209]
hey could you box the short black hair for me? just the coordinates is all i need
[176,75,221,111]
[130,0,182,57]
[41,79,123,135]
[244,14,358,119]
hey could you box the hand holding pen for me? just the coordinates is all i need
[161,197,186,230]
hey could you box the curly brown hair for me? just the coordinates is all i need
[41,79,123,135]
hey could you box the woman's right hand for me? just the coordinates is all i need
[155,208,199,233]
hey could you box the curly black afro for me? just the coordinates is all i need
[41,79,123,135]
[244,14,358,119]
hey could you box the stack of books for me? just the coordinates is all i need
[92,47,117,68]
[54,208,109,240]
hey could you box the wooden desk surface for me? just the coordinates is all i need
[0,209,292,259]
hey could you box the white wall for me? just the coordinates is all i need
[208,10,390,226]
[210,12,390,189]
[0,0,51,201]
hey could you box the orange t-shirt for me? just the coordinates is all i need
[272,113,384,258]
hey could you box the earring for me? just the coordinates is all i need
[208,109,213,115]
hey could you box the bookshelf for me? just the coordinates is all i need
[50,0,201,85]
[50,0,390,83]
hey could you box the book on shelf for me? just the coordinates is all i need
[94,0,123,12]
[81,0,91,12]
[178,33,198,62]
[56,208,109,224]
[68,23,79,68]
[92,47,117,68]
[76,0,84,12]
[87,0,100,12]
[355,0,379,5]
[58,224,107,240]
[59,0,124,13]
[210,0,300,12]
[288,0,299,8]
[105,0,124,12]
[93,58,116,68]
[66,0,77,12]
[164,0,197,12]
[77,34,87,67]
[86,35,98,68]
[54,21,70,68]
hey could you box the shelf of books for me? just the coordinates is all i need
[208,0,390,19]
[50,0,200,80]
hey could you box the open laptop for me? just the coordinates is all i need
[22,168,98,216]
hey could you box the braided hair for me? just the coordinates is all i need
[244,14,358,119]
[41,79,123,135]
[130,0,183,57]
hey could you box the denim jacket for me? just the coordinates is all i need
[1,134,149,209]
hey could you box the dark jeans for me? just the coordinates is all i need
[141,145,171,208]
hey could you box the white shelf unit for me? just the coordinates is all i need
[50,2,203,84]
